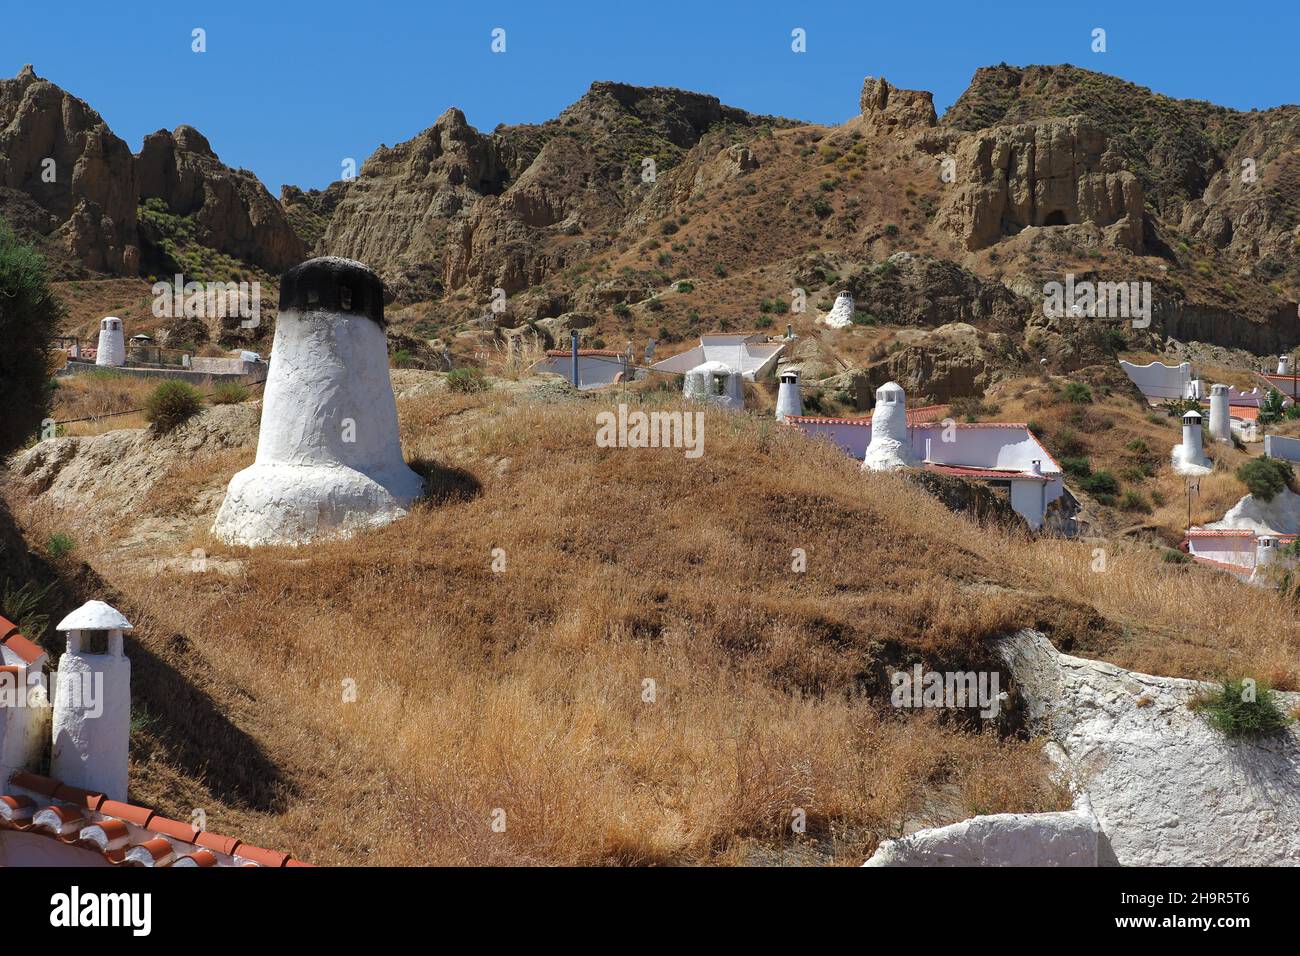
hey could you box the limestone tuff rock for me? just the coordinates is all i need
[844,252,1032,333]
[136,125,305,273]
[861,322,1029,404]
[0,65,139,274]
[858,76,937,134]
[322,82,793,302]
[939,115,1145,252]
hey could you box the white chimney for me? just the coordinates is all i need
[52,601,132,802]
[822,291,855,330]
[863,382,917,471]
[1256,535,1279,570]
[775,370,802,421]
[1029,459,1042,476]
[94,317,125,367]
[212,258,425,546]
[1208,384,1232,443]
[1172,409,1211,474]
[1279,355,1291,376]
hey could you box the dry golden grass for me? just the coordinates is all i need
[9,382,1299,865]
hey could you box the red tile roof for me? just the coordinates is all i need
[925,463,1051,482]
[1186,529,1255,538]
[1,770,310,868]
[785,405,952,427]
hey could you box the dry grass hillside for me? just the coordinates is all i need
[5,373,1299,865]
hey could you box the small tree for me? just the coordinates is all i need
[0,219,63,456]
[145,380,204,434]
[1236,456,1293,502]
[1258,388,1286,426]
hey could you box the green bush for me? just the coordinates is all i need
[1258,388,1287,426]
[1080,470,1119,496]
[675,281,694,294]
[1236,456,1293,503]
[144,380,204,434]
[46,532,75,558]
[0,220,63,456]
[209,381,250,405]
[447,367,489,393]
[1063,381,1092,403]
[1059,456,1092,478]
[1190,679,1294,738]
[1161,548,1189,564]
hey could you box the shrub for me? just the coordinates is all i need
[1080,470,1119,496]
[210,381,250,404]
[1119,491,1151,513]
[675,281,694,294]
[144,380,204,434]
[1063,382,1092,403]
[1059,456,1092,478]
[1161,548,1189,564]
[659,221,679,236]
[0,219,63,456]
[612,302,631,318]
[447,367,489,393]
[1236,457,1294,502]
[46,533,75,558]
[1190,679,1294,738]
[812,198,833,219]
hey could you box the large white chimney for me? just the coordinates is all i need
[775,370,802,421]
[211,257,425,546]
[863,382,917,471]
[1279,355,1291,376]
[52,601,132,802]
[821,291,855,330]
[1208,384,1232,444]
[94,317,126,367]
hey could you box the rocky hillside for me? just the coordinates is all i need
[4,61,1300,371]
[0,65,301,282]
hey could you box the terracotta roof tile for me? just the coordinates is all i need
[173,849,219,867]
[100,799,155,827]
[234,844,289,868]
[54,783,107,812]
[0,632,45,665]
[149,815,200,843]
[125,837,176,867]
[10,771,60,797]
[0,614,18,640]
[196,830,242,856]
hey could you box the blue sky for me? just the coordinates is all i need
[2,0,1295,192]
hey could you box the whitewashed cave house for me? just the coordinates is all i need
[786,382,1070,530]
[651,332,785,410]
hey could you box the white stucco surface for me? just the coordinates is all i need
[1118,359,1193,401]
[94,318,125,368]
[820,292,855,330]
[862,382,917,470]
[775,374,802,421]
[1208,385,1232,443]
[212,306,424,546]
[1208,487,1300,536]
[864,802,1100,866]
[683,361,744,410]
[51,652,130,803]
[1000,630,1300,866]
[55,601,133,633]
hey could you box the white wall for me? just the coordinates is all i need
[1119,360,1192,400]
[533,355,626,389]
[1265,435,1300,463]
[1187,535,1255,569]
